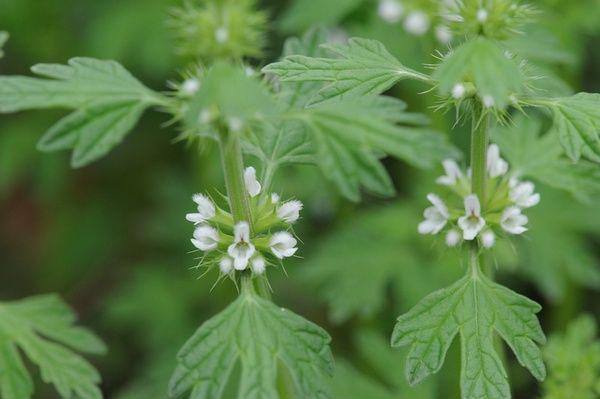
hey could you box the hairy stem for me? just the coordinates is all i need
[217,123,253,226]
[470,108,490,202]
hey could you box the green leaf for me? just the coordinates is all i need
[0,31,8,59]
[494,115,600,201]
[0,57,163,167]
[278,0,362,33]
[0,294,106,399]
[0,57,160,112]
[392,266,546,399]
[533,93,600,162]
[434,37,523,108]
[263,38,430,105]
[288,97,455,201]
[168,281,334,399]
[542,315,600,399]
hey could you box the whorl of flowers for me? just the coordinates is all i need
[186,167,302,277]
[418,144,540,249]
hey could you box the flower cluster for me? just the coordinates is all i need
[186,167,302,277]
[376,0,453,44]
[418,144,540,249]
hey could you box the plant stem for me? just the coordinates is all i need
[470,108,489,202]
[217,123,253,226]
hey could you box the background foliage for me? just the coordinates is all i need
[0,0,599,397]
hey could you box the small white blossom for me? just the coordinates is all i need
[481,230,495,248]
[191,225,220,251]
[228,222,256,270]
[458,194,486,240]
[437,159,463,186]
[501,206,528,235]
[270,231,298,259]
[215,27,229,43]
[228,117,243,132]
[483,95,495,108]
[510,181,540,208]
[487,144,508,178]
[186,193,216,224]
[244,167,261,197]
[403,11,430,36]
[181,78,200,96]
[271,193,280,204]
[435,25,453,44]
[199,109,212,124]
[244,66,255,77]
[451,83,466,99]
[477,8,489,23]
[277,200,303,224]
[219,257,233,274]
[251,256,266,274]
[377,0,403,23]
[418,194,449,235]
[445,229,461,247]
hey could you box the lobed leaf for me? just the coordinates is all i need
[0,295,105,399]
[533,93,600,163]
[392,267,546,399]
[434,37,523,108]
[168,283,334,399]
[0,57,164,167]
[263,37,430,105]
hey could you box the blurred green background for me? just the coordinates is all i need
[1,0,600,398]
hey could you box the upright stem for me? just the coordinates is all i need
[217,123,253,226]
[470,108,489,202]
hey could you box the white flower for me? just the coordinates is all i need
[510,181,540,208]
[270,231,298,259]
[501,206,528,235]
[186,193,216,224]
[191,225,220,251]
[458,194,486,240]
[244,66,255,77]
[219,257,233,274]
[199,109,212,124]
[482,95,495,108]
[251,256,266,274]
[435,25,452,44]
[244,167,261,197]
[377,0,403,23]
[277,200,303,224]
[228,117,243,132]
[271,193,280,204]
[403,11,430,36]
[451,83,466,99]
[481,230,495,248]
[477,8,489,23]
[228,222,256,270]
[487,144,508,178]
[436,159,463,186]
[215,27,229,43]
[445,229,461,247]
[181,79,200,96]
[418,194,449,235]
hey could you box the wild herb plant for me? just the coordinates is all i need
[265,0,600,397]
[0,0,454,397]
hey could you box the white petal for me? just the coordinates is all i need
[219,257,233,273]
[186,213,205,224]
[458,215,485,240]
[271,193,280,204]
[481,230,495,248]
[445,229,461,247]
[192,193,216,220]
[501,207,528,235]
[215,27,229,43]
[182,79,200,96]
[463,194,481,217]
[270,232,298,259]
[233,221,250,243]
[377,0,403,23]
[244,167,261,197]
[435,25,452,44]
[403,10,430,36]
[277,200,303,223]
[477,9,489,23]
[451,84,466,100]
[228,242,256,270]
[191,225,219,251]
[427,193,449,218]
[251,256,266,274]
